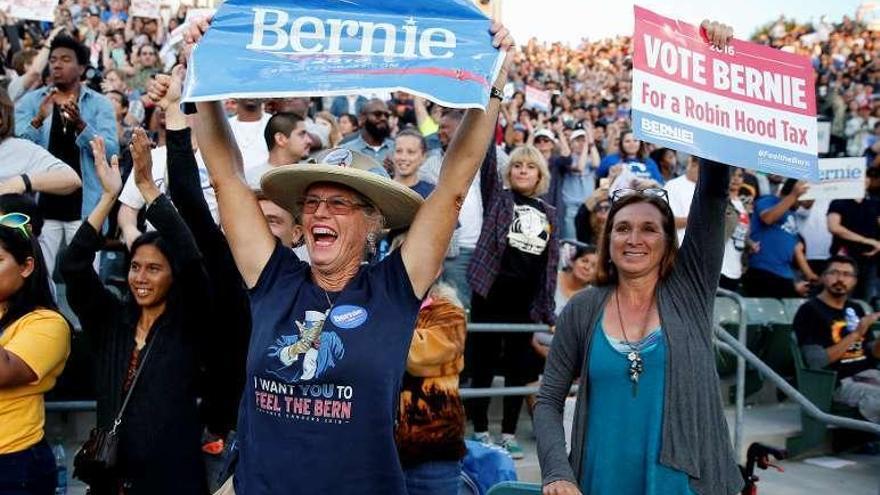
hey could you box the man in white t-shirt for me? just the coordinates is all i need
[664,156,699,245]
[227,99,271,171]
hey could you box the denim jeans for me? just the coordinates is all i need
[561,203,580,242]
[404,460,462,495]
[442,247,475,310]
[0,440,57,495]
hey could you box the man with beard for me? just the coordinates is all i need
[228,98,271,170]
[342,98,395,166]
[15,35,117,275]
[793,255,880,424]
[827,170,880,305]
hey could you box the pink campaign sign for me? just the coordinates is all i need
[631,6,819,180]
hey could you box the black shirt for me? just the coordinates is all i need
[828,198,880,259]
[793,297,876,380]
[40,104,82,221]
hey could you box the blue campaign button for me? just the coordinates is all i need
[330,305,369,329]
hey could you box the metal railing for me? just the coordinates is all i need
[715,288,748,458]
[714,327,880,437]
[46,302,880,451]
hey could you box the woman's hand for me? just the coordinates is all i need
[489,20,515,90]
[700,20,734,49]
[543,480,582,495]
[148,65,185,111]
[182,15,213,65]
[90,136,122,198]
[130,128,161,204]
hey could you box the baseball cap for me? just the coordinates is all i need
[534,129,556,142]
[570,129,588,140]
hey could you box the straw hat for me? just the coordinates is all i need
[260,148,424,230]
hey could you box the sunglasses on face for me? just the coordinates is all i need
[610,187,669,204]
[0,212,31,239]
[297,196,369,215]
[368,110,391,119]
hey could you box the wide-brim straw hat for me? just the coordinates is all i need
[260,148,424,230]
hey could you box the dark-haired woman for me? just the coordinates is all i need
[535,23,743,495]
[596,130,664,184]
[0,213,70,495]
[60,131,209,495]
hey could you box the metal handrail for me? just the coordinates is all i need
[715,288,748,459]
[467,323,551,333]
[714,327,880,436]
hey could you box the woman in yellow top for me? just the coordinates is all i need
[0,212,71,495]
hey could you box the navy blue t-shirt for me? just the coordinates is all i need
[234,244,421,494]
[410,180,436,199]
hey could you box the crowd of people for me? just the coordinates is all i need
[0,2,877,495]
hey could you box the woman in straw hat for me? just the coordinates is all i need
[184,16,515,495]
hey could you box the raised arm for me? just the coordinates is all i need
[59,136,122,336]
[150,68,245,296]
[402,22,514,298]
[130,127,203,269]
[185,17,275,288]
[760,182,807,225]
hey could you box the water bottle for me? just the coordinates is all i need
[52,439,67,495]
[845,307,861,334]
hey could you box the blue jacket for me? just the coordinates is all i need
[16,85,119,220]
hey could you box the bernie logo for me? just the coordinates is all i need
[330,305,369,329]
[247,8,457,59]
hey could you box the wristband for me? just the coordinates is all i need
[490,86,504,102]
[20,174,32,194]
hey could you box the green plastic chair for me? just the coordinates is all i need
[780,298,807,323]
[714,297,741,327]
[486,481,543,495]
[786,333,861,456]
[743,298,787,325]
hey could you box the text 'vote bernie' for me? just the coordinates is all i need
[642,34,808,111]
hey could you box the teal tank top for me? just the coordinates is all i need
[581,317,694,495]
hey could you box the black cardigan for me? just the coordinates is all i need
[165,127,251,436]
[60,195,209,495]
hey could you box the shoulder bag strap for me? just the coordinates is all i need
[109,331,158,434]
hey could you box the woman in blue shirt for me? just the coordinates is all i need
[597,130,664,184]
[183,16,516,495]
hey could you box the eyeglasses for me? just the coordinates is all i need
[368,110,391,119]
[297,196,370,215]
[0,212,31,239]
[825,269,857,279]
[610,187,669,204]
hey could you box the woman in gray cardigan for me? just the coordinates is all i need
[535,154,744,494]
[534,24,742,495]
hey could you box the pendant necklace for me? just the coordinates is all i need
[614,290,653,396]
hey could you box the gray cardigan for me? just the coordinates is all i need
[534,160,744,495]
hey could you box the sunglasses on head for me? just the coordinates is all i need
[610,187,669,204]
[0,212,31,239]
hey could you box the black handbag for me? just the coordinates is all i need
[73,334,157,485]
